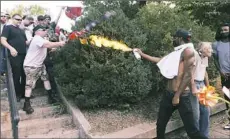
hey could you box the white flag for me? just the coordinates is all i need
[222,86,230,99]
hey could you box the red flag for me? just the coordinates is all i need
[65,7,82,20]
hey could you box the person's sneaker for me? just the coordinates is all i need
[23,101,34,114]
[16,96,21,102]
[224,123,230,130]
[48,90,59,104]
[48,95,58,104]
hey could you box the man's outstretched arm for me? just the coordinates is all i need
[134,48,162,63]
[172,48,195,105]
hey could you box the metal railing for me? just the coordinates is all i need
[5,48,20,139]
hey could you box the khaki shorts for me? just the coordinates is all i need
[24,65,49,89]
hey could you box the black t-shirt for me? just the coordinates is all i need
[1,25,27,54]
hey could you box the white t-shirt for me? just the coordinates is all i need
[25,25,33,41]
[194,52,208,81]
[20,23,33,41]
[24,35,49,67]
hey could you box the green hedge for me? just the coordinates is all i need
[53,1,218,109]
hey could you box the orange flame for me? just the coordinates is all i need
[68,33,133,52]
[89,35,132,52]
[197,86,230,107]
[197,86,218,107]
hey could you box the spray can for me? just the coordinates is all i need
[133,49,141,60]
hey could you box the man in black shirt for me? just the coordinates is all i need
[1,14,31,102]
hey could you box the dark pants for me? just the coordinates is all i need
[221,75,230,122]
[0,47,6,74]
[156,91,207,139]
[44,54,57,91]
[9,54,26,98]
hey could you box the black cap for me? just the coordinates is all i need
[32,25,46,36]
[44,15,51,20]
[221,22,229,27]
[174,29,192,39]
[37,15,44,21]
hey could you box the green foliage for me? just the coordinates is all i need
[54,40,152,109]
[8,4,47,17]
[54,1,218,109]
[135,3,217,91]
[175,0,230,30]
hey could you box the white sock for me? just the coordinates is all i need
[25,88,32,97]
[44,81,51,90]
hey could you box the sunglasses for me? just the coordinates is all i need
[37,29,46,31]
[14,18,22,21]
[1,16,7,17]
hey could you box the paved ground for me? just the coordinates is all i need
[209,112,230,139]
[166,111,230,139]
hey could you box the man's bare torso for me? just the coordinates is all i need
[167,48,197,93]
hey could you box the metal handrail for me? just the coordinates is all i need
[5,48,20,139]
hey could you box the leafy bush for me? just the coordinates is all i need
[135,3,218,90]
[54,1,218,109]
[54,40,152,109]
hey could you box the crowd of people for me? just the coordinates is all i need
[0,8,68,114]
[0,8,229,139]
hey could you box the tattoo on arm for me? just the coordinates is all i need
[175,48,195,97]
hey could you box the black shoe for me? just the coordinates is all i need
[23,101,34,114]
[48,90,58,104]
[48,95,58,104]
[16,97,21,102]
[30,95,35,99]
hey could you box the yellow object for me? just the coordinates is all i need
[79,38,88,45]
[88,35,132,52]
[197,86,230,107]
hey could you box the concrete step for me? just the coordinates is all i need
[32,88,47,97]
[1,84,45,99]
[1,115,73,138]
[1,96,50,112]
[24,128,79,138]
[1,98,10,112]
[1,105,62,124]
[0,87,8,98]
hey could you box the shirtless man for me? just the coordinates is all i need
[134,29,207,139]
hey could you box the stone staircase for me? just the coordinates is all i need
[1,85,79,138]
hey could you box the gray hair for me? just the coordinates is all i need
[196,42,212,52]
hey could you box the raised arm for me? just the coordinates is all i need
[43,41,65,48]
[134,48,162,63]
